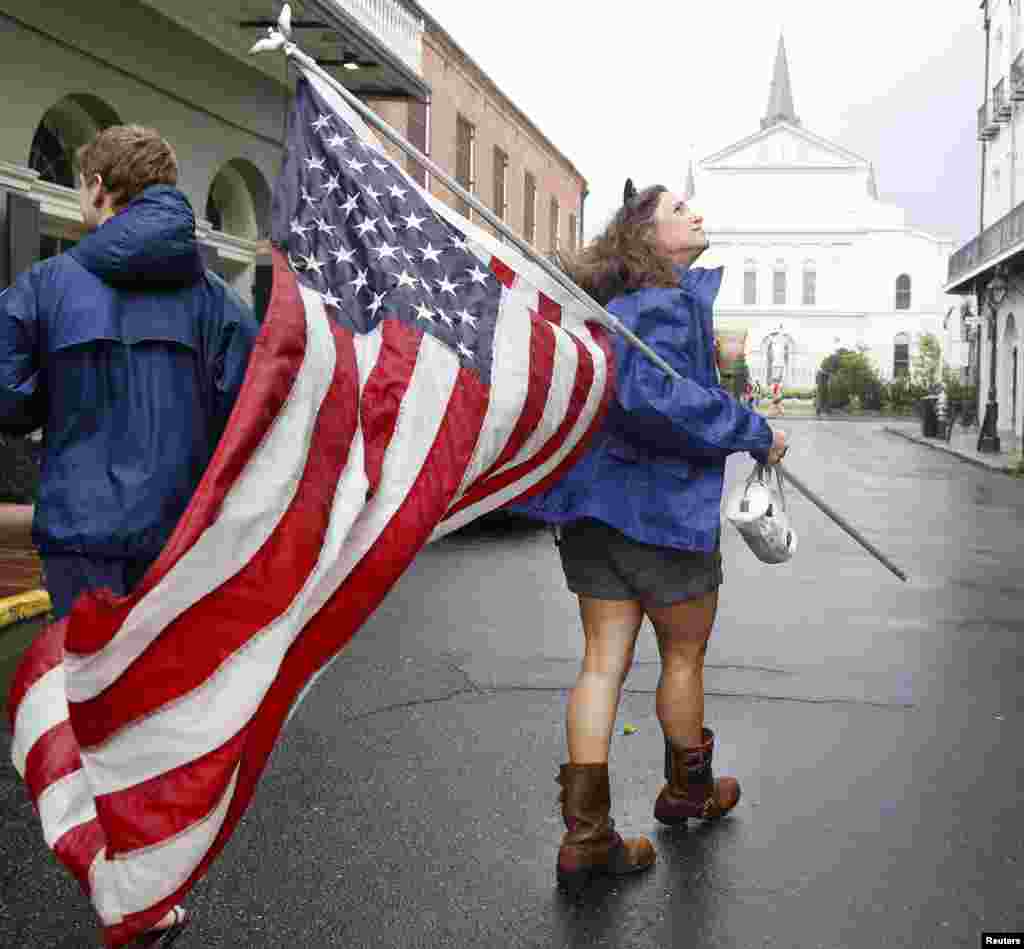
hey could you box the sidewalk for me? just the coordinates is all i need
[883,420,1023,474]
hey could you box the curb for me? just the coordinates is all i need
[883,426,1021,478]
[0,589,51,631]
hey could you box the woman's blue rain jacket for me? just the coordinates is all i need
[508,266,773,552]
[0,185,259,560]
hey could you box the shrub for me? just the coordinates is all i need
[820,349,884,410]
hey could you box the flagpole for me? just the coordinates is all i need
[249,10,908,584]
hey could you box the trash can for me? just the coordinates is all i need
[920,395,939,437]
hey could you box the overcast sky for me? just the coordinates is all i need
[417,0,983,248]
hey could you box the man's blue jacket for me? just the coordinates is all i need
[0,185,259,560]
[508,266,773,552]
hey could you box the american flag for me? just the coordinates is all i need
[8,64,613,946]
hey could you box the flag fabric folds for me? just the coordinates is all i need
[8,62,613,947]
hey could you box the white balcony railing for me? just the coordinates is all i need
[327,0,424,75]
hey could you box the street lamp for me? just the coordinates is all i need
[977,266,1008,453]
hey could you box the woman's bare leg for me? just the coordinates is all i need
[566,596,645,764]
[646,591,719,749]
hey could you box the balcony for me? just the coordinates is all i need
[1013,52,1024,101]
[947,199,1024,290]
[978,102,999,141]
[327,0,423,75]
[994,78,1013,121]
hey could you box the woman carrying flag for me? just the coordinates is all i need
[511,180,788,890]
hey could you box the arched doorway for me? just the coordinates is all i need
[204,159,272,311]
[27,94,120,259]
[761,329,797,387]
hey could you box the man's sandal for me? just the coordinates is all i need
[127,906,188,947]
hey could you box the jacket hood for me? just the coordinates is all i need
[70,185,205,288]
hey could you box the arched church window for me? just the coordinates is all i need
[893,332,910,377]
[744,259,757,305]
[895,274,911,310]
[773,260,786,305]
[802,260,816,306]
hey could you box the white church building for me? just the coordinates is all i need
[693,36,959,389]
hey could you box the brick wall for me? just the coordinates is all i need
[365,29,586,255]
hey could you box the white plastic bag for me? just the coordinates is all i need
[725,463,797,564]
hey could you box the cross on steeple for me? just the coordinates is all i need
[761,34,801,130]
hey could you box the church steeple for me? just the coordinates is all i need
[761,34,800,130]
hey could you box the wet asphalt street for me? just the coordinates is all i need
[1,420,1022,948]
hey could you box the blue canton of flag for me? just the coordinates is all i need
[271,77,500,383]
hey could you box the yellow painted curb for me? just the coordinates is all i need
[0,589,51,630]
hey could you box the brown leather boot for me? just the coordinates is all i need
[654,727,740,826]
[556,763,655,891]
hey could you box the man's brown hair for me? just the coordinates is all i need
[558,184,678,306]
[76,125,178,208]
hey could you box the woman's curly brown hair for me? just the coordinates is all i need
[559,184,679,306]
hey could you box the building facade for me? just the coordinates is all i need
[693,36,957,390]
[946,0,1024,446]
[0,0,586,312]
[364,5,587,258]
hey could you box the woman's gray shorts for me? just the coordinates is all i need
[556,518,722,607]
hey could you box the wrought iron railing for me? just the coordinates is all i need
[948,199,1024,285]
[330,0,424,74]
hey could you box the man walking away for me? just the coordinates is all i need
[0,124,259,946]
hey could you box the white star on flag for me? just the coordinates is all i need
[315,217,337,237]
[346,157,367,174]
[354,217,378,237]
[330,246,357,265]
[305,156,326,172]
[414,301,435,322]
[302,253,325,277]
[393,270,418,290]
[456,308,478,329]
[420,243,442,264]
[374,241,400,262]
[401,210,426,231]
[388,184,408,201]
[435,274,459,297]
[311,114,332,132]
[363,183,383,203]
[367,291,387,317]
[322,175,342,197]
[326,133,348,149]
[320,289,342,308]
[349,268,369,293]
[467,264,489,285]
[339,193,359,216]
[290,218,311,238]
[436,308,454,328]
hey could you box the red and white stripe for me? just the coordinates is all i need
[8,62,614,949]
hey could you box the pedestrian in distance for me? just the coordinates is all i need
[509,179,788,892]
[0,125,260,947]
[770,379,785,416]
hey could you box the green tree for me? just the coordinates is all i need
[819,348,884,410]
[912,332,942,390]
